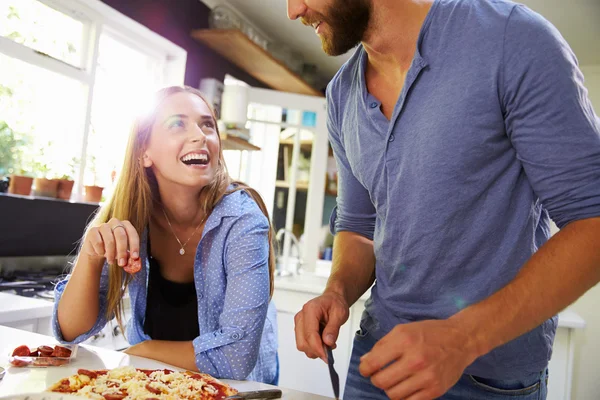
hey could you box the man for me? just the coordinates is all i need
[287,0,600,399]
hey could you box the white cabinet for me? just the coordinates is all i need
[2,316,52,336]
[274,281,584,399]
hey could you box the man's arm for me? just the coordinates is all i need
[295,82,377,362]
[325,231,376,308]
[455,217,600,359]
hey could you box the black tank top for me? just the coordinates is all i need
[143,239,200,341]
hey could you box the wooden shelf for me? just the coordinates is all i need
[221,133,261,151]
[280,139,313,147]
[276,180,309,191]
[191,29,324,97]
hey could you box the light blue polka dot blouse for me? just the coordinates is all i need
[52,188,278,384]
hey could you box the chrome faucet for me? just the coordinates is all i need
[275,228,303,276]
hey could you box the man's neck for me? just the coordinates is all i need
[363,0,435,76]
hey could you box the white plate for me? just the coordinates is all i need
[0,394,82,400]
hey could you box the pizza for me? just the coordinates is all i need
[47,366,238,399]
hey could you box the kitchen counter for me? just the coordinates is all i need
[0,293,54,324]
[0,325,331,399]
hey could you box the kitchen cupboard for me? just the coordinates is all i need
[234,88,329,273]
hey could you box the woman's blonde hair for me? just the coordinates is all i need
[83,85,275,328]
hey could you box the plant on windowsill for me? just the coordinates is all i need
[30,143,59,198]
[0,121,33,196]
[84,154,103,203]
[55,156,79,201]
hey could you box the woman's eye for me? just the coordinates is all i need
[201,121,215,129]
[169,119,185,129]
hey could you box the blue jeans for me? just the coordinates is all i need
[344,327,548,399]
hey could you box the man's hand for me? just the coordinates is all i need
[359,319,480,400]
[295,291,350,362]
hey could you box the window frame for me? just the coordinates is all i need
[0,0,187,200]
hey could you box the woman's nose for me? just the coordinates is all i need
[191,125,207,143]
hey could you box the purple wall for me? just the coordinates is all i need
[100,0,267,89]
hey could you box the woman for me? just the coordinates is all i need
[52,86,278,384]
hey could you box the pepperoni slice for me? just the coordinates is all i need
[29,348,39,357]
[145,383,161,395]
[38,345,54,357]
[9,359,31,367]
[52,378,74,393]
[78,369,98,379]
[102,394,126,400]
[124,258,141,274]
[51,345,72,358]
[12,345,31,357]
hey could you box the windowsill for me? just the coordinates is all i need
[0,192,100,206]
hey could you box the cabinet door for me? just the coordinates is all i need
[547,328,570,400]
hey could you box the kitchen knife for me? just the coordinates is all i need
[225,389,282,399]
[326,346,340,400]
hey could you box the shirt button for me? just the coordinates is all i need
[389,134,395,142]
[231,333,241,340]
[370,102,378,109]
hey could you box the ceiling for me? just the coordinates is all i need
[200,0,600,81]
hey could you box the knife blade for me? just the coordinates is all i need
[225,389,282,399]
[0,367,5,382]
[326,346,340,400]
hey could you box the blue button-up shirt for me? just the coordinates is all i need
[53,189,278,383]
[328,0,600,379]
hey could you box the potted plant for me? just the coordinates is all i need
[29,143,59,198]
[84,154,103,203]
[0,121,33,196]
[8,167,33,196]
[56,157,78,201]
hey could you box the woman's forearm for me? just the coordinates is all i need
[57,255,105,341]
[124,340,198,372]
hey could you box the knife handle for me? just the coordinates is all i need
[228,389,283,399]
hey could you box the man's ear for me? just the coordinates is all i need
[142,152,153,168]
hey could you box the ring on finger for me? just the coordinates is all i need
[111,224,126,233]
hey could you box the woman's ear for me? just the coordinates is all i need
[142,152,153,168]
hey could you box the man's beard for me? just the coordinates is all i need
[318,0,372,56]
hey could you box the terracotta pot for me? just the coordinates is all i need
[84,185,104,203]
[56,179,75,200]
[32,178,59,198]
[8,175,33,196]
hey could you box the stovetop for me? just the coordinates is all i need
[0,265,68,300]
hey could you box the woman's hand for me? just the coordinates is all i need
[81,217,142,273]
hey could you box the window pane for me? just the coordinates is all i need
[0,53,86,180]
[86,33,166,192]
[0,0,86,68]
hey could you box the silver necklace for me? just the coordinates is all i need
[161,207,206,255]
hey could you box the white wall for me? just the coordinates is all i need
[568,65,600,400]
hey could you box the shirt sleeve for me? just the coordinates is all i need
[502,5,600,229]
[327,84,377,239]
[192,206,271,380]
[52,261,111,343]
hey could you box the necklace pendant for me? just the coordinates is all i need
[179,248,185,256]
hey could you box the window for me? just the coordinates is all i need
[0,0,186,200]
